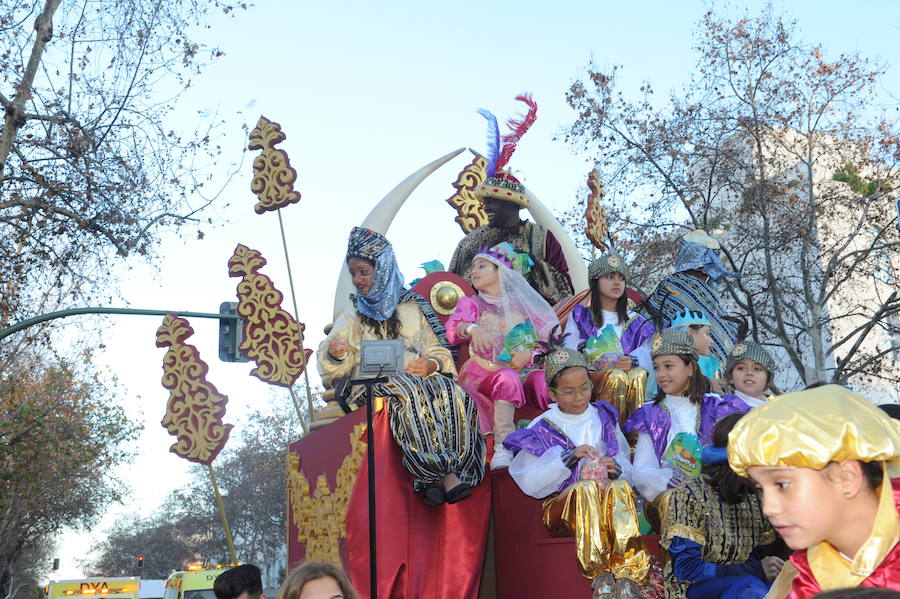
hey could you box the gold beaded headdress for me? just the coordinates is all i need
[725,340,777,375]
[650,328,698,360]
[538,327,591,386]
[588,253,629,280]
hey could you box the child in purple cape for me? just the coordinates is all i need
[625,328,745,509]
[563,253,655,426]
[503,334,650,599]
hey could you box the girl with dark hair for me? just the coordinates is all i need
[720,337,777,409]
[661,413,783,599]
[563,254,655,425]
[624,329,745,503]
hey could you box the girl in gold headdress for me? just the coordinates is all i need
[624,329,745,505]
[728,385,900,597]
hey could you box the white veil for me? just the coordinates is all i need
[479,253,559,342]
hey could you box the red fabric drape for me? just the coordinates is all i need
[346,407,492,599]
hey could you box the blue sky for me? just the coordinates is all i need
[55,0,900,576]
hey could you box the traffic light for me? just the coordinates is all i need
[218,302,250,363]
[137,555,144,569]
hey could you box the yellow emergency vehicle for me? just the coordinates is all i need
[162,565,234,599]
[46,578,141,599]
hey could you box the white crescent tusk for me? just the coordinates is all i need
[524,187,588,293]
[333,147,466,318]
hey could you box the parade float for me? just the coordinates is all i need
[150,105,662,598]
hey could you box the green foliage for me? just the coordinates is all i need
[0,354,140,596]
[833,163,893,196]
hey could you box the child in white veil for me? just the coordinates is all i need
[447,242,560,469]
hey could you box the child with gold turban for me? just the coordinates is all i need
[728,385,900,597]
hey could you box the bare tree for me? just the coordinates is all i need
[563,7,900,394]
[86,400,303,583]
[0,0,246,327]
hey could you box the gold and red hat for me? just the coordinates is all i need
[474,171,528,208]
[476,94,537,210]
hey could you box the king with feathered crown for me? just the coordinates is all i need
[448,94,575,306]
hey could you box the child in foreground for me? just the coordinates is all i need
[728,385,900,597]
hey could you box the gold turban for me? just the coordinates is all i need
[728,384,900,477]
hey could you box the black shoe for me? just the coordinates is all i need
[423,485,445,506]
[445,483,472,504]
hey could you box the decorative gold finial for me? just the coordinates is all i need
[248,116,302,214]
[157,314,233,465]
[228,244,312,387]
[446,155,489,233]
[585,169,608,251]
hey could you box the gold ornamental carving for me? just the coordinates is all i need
[157,314,233,465]
[446,155,489,233]
[585,169,608,251]
[248,116,302,214]
[228,243,312,387]
[287,424,367,564]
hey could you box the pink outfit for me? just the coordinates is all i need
[447,295,551,434]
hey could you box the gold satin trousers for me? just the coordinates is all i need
[591,367,647,426]
[541,479,651,583]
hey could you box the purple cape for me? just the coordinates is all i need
[503,401,620,494]
[623,393,747,461]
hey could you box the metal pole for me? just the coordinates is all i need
[366,385,377,599]
[276,208,316,430]
[350,374,387,599]
[0,307,239,342]
[207,463,238,564]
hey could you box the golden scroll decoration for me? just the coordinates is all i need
[445,155,489,233]
[585,169,608,251]
[157,314,233,465]
[228,244,312,387]
[248,116,302,214]
[287,423,367,564]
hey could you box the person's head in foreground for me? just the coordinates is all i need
[214,564,264,599]
[276,562,359,599]
[728,385,900,561]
